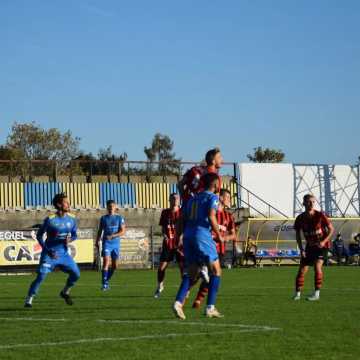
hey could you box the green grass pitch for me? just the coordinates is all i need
[0,267,359,360]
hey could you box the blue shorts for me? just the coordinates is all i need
[38,251,80,276]
[102,241,120,260]
[183,236,218,266]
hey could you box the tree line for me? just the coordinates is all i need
[0,121,285,179]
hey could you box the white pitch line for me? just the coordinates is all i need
[0,317,280,332]
[0,317,66,322]
[97,319,280,331]
[0,329,276,350]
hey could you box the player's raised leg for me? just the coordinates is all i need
[59,253,81,305]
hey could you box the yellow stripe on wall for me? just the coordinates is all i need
[0,183,24,209]
[60,183,99,208]
[135,183,172,209]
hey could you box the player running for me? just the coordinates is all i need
[293,194,334,301]
[178,147,223,205]
[192,188,236,309]
[24,193,79,308]
[96,200,126,291]
[154,193,183,298]
[173,173,225,320]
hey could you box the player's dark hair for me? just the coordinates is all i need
[106,199,116,207]
[205,147,221,166]
[169,193,178,200]
[52,193,67,209]
[303,194,315,202]
[220,188,231,197]
[203,173,219,190]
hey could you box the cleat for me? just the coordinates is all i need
[306,294,320,301]
[292,294,301,301]
[101,284,110,291]
[192,300,201,309]
[199,266,210,284]
[154,284,164,299]
[24,296,33,308]
[173,301,186,320]
[60,291,73,305]
[205,307,224,318]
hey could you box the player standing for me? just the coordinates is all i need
[96,200,126,291]
[24,193,79,307]
[173,173,224,320]
[293,194,334,301]
[154,193,183,298]
[192,188,236,309]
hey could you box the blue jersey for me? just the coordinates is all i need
[184,191,219,242]
[37,213,77,255]
[99,214,125,243]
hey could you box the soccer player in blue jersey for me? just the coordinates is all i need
[24,193,80,308]
[173,173,224,320]
[96,200,126,290]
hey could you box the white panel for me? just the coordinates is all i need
[239,163,294,217]
[293,165,323,215]
[332,165,359,216]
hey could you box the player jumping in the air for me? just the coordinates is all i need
[154,193,183,298]
[293,194,334,301]
[178,147,223,282]
[192,188,236,309]
[178,147,223,205]
[173,173,225,320]
[96,200,126,291]
[24,193,79,308]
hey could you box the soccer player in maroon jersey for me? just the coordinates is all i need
[192,188,237,309]
[293,194,334,301]
[154,193,183,298]
[178,147,223,204]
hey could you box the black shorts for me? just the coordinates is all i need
[301,247,328,266]
[160,246,184,264]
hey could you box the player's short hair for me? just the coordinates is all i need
[52,193,67,209]
[203,173,219,190]
[106,199,116,207]
[303,194,315,202]
[205,147,221,166]
[169,193,179,200]
[220,188,231,197]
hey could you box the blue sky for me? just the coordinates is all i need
[0,0,359,164]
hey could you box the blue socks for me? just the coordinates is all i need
[207,275,221,306]
[175,274,191,303]
[102,269,116,286]
[107,268,115,282]
[102,270,109,286]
